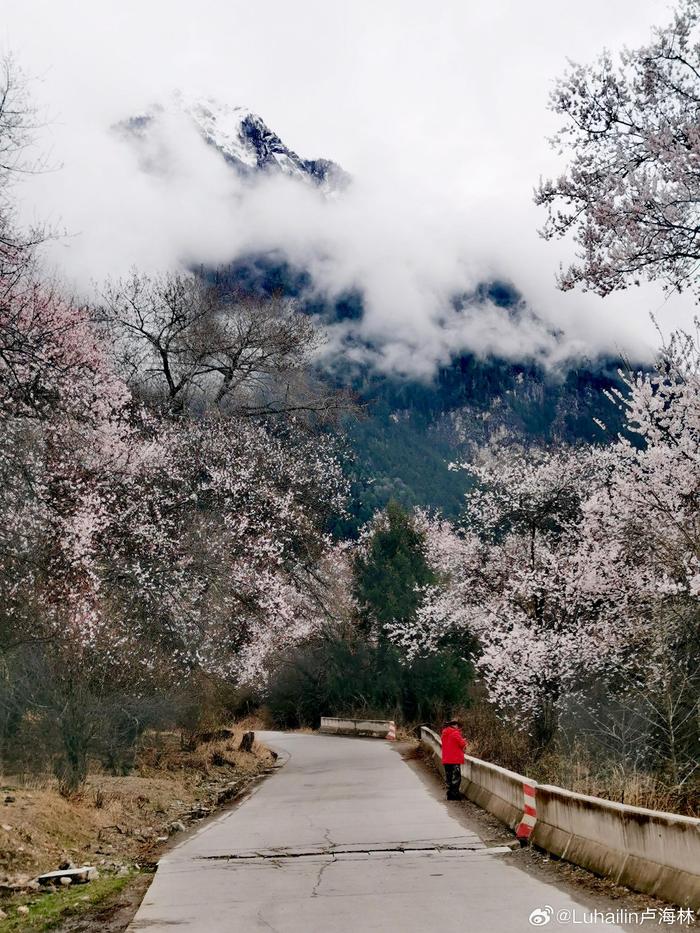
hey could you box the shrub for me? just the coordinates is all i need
[265,632,472,728]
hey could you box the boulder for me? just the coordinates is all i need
[37,866,98,886]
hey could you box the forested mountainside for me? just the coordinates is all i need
[116,95,630,525]
[203,257,627,526]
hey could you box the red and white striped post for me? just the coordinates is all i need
[386,721,397,741]
[515,782,537,840]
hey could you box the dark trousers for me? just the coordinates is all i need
[444,763,462,799]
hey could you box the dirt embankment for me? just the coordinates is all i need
[0,722,275,932]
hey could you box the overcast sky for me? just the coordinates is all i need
[2,0,694,376]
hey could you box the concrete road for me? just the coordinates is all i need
[129,732,625,932]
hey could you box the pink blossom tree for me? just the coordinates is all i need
[0,58,352,781]
[425,448,622,751]
[536,0,700,298]
[575,332,700,781]
[387,343,700,772]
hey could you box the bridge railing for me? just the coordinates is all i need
[320,716,392,738]
[420,725,700,910]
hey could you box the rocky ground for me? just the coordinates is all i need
[0,722,275,931]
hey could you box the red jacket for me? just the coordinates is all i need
[441,726,467,764]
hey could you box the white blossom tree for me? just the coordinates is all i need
[575,331,700,782]
[536,0,700,298]
[386,339,700,774]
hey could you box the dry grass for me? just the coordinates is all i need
[449,702,699,817]
[395,725,417,743]
[455,703,531,774]
[0,725,274,882]
[528,751,700,817]
[138,734,268,779]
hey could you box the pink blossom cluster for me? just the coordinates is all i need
[0,257,349,692]
[386,334,700,736]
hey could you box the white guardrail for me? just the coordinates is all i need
[320,716,393,738]
[419,726,700,910]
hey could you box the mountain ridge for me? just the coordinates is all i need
[116,98,633,524]
[115,93,350,193]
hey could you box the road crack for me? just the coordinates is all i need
[197,843,506,861]
[256,909,280,932]
[311,856,334,897]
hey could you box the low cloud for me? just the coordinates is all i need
[6,0,694,378]
[19,109,647,378]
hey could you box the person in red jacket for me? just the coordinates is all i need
[441,718,468,800]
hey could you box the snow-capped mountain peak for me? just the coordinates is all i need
[180,97,261,169]
[115,93,349,192]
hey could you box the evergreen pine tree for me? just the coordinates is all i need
[354,501,436,637]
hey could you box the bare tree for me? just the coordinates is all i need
[0,56,45,287]
[98,271,354,422]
